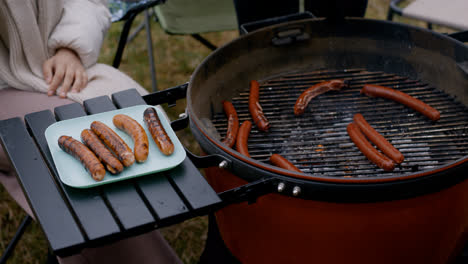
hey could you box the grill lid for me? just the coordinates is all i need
[212,68,468,179]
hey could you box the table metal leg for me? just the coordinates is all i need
[113,12,139,69]
[145,9,158,92]
[0,215,32,264]
[198,214,239,264]
[46,248,59,264]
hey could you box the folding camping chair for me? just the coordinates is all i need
[387,0,468,31]
[153,0,238,50]
[109,0,166,92]
[110,0,238,92]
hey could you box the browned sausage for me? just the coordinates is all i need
[294,79,348,116]
[347,123,395,171]
[221,100,239,148]
[90,121,135,167]
[81,129,124,174]
[249,80,270,131]
[353,113,404,164]
[143,107,174,155]
[236,120,252,157]
[270,154,302,173]
[113,114,149,163]
[58,135,106,181]
[361,84,440,121]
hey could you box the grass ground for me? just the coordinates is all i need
[0,1,457,263]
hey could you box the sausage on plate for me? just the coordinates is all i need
[90,121,135,167]
[347,123,395,171]
[249,80,270,131]
[360,84,440,121]
[270,154,302,173]
[353,113,404,164]
[236,120,252,157]
[113,114,149,163]
[221,100,239,148]
[58,135,106,181]
[143,107,174,156]
[294,79,348,116]
[81,129,124,174]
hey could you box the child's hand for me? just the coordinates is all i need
[43,48,88,98]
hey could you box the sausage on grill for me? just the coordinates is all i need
[90,121,135,167]
[361,84,440,121]
[249,80,270,131]
[236,120,252,157]
[143,107,174,155]
[113,114,149,163]
[347,123,395,171]
[221,100,239,148]
[58,135,106,181]
[270,154,302,173]
[353,113,404,164]
[294,79,348,116]
[81,129,124,174]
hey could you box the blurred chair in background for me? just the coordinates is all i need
[109,0,238,92]
[387,0,468,31]
[109,0,166,92]
[154,0,238,50]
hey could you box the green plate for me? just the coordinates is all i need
[45,105,186,188]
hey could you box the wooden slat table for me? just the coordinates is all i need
[0,89,221,257]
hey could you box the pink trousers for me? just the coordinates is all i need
[0,88,182,264]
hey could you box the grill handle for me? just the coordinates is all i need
[218,177,277,205]
[271,24,310,46]
[184,148,232,170]
[143,82,188,107]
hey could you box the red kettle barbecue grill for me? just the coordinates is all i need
[146,16,468,263]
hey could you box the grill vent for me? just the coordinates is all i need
[212,69,468,178]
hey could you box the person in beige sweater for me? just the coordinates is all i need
[0,0,181,263]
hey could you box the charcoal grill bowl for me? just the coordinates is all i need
[185,17,468,263]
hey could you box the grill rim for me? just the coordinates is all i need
[196,68,468,183]
[212,69,468,176]
[185,17,468,200]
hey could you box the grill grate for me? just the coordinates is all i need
[211,69,468,178]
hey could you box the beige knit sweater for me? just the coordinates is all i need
[0,0,148,103]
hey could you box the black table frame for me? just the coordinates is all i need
[0,89,226,257]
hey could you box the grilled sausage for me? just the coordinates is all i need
[58,135,106,181]
[347,123,395,171]
[81,129,124,174]
[270,154,302,173]
[221,100,239,148]
[353,113,404,164]
[113,114,149,163]
[294,79,348,116]
[90,121,135,167]
[249,80,270,131]
[236,120,252,157]
[361,84,440,121]
[143,107,174,155]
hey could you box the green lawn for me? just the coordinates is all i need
[0,1,456,263]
